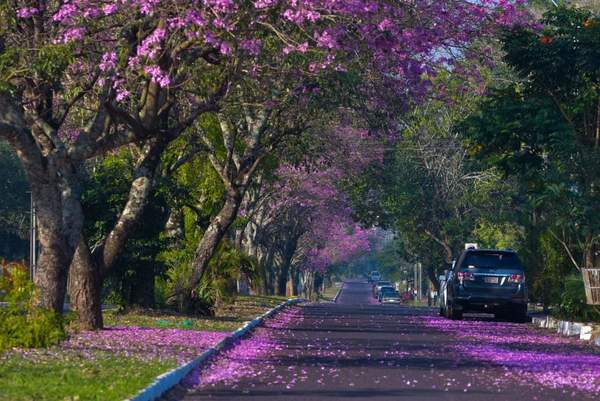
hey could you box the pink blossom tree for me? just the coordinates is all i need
[0,1,529,326]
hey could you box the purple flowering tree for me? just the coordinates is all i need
[0,1,528,327]
[234,120,381,297]
[180,0,530,295]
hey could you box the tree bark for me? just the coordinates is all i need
[189,189,244,289]
[277,237,299,296]
[291,266,300,296]
[68,240,103,330]
[1,95,84,314]
[68,136,168,329]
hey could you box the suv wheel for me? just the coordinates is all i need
[510,304,529,323]
[448,301,463,320]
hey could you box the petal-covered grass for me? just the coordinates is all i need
[1,327,228,401]
[3,295,289,401]
[62,327,228,364]
[104,295,290,332]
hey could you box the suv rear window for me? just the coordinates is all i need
[461,252,522,269]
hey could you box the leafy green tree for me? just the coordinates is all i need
[0,140,28,260]
[77,151,170,308]
[351,76,512,289]
[462,5,600,311]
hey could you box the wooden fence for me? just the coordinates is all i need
[582,268,600,305]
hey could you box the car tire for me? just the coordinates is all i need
[449,301,463,320]
[494,310,506,321]
[510,304,529,323]
[442,299,450,318]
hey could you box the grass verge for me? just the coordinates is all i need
[0,353,175,401]
[3,294,289,401]
[104,294,290,332]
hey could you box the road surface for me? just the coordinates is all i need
[170,280,600,401]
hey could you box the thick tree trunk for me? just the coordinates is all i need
[303,271,315,301]
[1,94,87,315]
[277,243,297,296]
[426,266,440,291]
[34,232,70,313]
[291,267,300,296]
[255,259,269,295]
[68,240,103,330]
[190,189,243,288]
[263,248,276,295]
[31,171,83,313]
[277,262,290,296]
[69,137,167,329]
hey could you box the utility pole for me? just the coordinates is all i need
[418,262,422,301]
[414,262,418,300]
[28,191,37,280]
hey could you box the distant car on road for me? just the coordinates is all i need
[373,281,392,297]
[377,285,395,300]
[368,271,381,283]
[440,248,528,322]
[379,288,401,304]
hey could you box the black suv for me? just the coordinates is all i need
[441,249,528,322]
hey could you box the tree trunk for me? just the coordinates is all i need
[255,259,269,295]
[426,266,440,291]
[585,235,594,269]
[34,231,70,313]
[263,248,276,295]
[277,244,297,296]
[291,266,300,296]
[277,261,290,296]
[0,94,87,315]
[68,240,103,330]
[68,136,167,329]
[31,174,83,313]
[189,189,243,288]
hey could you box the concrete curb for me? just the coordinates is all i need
[333,284,344,303]
[126,298,305,401]
[531,315,600,346]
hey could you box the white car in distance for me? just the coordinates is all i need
[369,271,381,283]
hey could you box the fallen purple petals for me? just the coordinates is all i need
[4,327,227,365]
[416,315,600,395]
[185,307,304,388]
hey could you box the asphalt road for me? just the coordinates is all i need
[172,280,600,401]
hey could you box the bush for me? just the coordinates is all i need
[554,274,600,323]
[0,262,65,351]
[157,239,257,315]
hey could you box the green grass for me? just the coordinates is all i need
[0,353,175,401]
[104,294,290,332]
[320,284,341,301]
[2,294,290,401]
[404,299,429,307]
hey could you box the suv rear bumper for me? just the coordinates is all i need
[454,293,527,312]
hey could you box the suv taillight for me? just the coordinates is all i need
[457,271,475,282]
[508,274,524,284]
